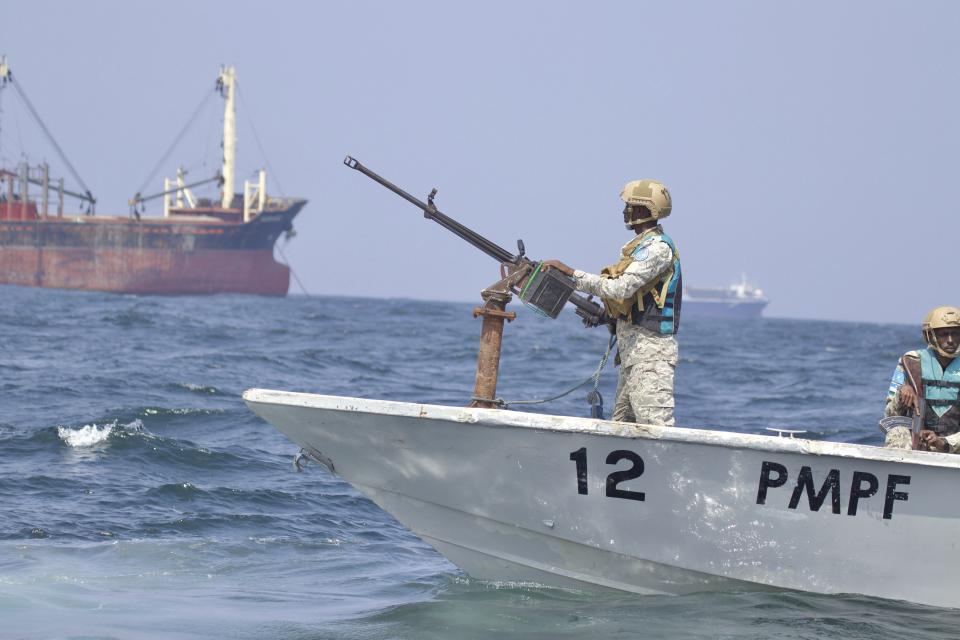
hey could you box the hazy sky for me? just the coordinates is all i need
[2,1,957,323]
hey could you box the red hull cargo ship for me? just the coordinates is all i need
[0,59,306,296]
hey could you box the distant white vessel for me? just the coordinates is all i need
[683,275,769,318]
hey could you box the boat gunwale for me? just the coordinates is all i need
[243,388,959,470]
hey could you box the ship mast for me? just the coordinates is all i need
[217,65,237,209]
[0,56,10,160]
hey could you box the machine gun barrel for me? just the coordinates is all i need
[343,156,605,326]
[343,156,515,264]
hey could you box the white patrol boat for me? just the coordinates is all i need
[244,390,960,608]
[245,158,959,608]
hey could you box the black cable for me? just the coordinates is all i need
[236,81,284,197]
[10,79,92,198]
[134,87,217,198]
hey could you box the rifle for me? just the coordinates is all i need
[903,358,928,450]
[343,156,605,326]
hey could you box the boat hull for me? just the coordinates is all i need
[0,200,305,295]
[244,389,960,607]
[0,246,289,295]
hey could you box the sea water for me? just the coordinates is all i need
[1,286,957,639]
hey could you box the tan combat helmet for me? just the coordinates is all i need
[620,179,672,227]
[922,306,960,357]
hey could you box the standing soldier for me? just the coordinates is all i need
[883,306,960,451]
[544,179,681,426]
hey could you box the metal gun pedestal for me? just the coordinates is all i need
[469,267,529,408]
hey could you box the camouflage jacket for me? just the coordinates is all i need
[572,237,678,369]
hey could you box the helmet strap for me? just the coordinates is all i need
[628,214,656,226]
[925,329,956,359]
[625,204,656,227]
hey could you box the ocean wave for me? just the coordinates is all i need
[298,351,397,375]
[57,423,114,447]
[171,382,223,395]
[249,534,343,547]
[101,308,157,327]
[148,482,205,500]
[56,418,144,447]
[139,406,227,417]
[133,438,269,473]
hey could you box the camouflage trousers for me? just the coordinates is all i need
[884,426,960,453]
[612,359,676,426]
[883,426,913,450]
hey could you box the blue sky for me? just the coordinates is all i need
[2,1,957,323]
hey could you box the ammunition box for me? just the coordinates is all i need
[519,262,575,318]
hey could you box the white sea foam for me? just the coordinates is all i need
[57,423,115,447]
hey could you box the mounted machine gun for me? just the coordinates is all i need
[344,156,606,408]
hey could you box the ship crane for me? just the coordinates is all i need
[127,170,223,218]
[129,65,269,223]
[0,55,96,214]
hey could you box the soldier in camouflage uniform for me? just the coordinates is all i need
[884,306,960,452]
[544,180,681,426]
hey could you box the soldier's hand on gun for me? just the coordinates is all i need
[542,260,575,277]
[897,384,919,412]
[919,429,949,452]
[580,310,608,329]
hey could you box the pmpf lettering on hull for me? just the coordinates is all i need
[757,461,910,520]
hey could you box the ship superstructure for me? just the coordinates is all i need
[683,275,769,317]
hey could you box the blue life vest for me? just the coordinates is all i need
[919,348,960,423]
[899,348,960,434]
[629,231,682,335]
